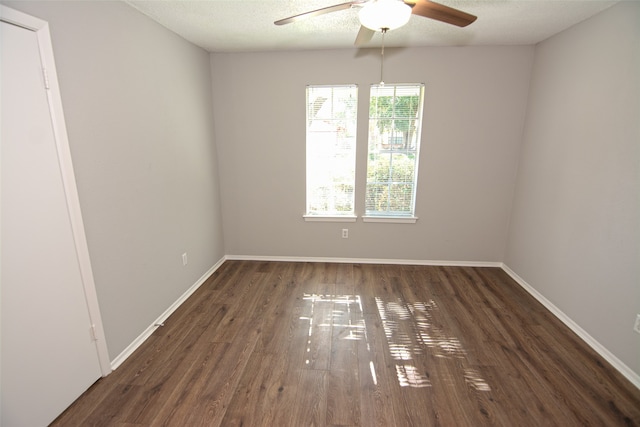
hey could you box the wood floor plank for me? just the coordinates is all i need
[129,302,229,389]
[70,383,143,426]
[304,262,337,297]
[254,263,304,354]
[435,267,590,424]
[357,314,399,427]
[122,305,229,424]
[159,328,260,426]
[327,289,362,426]
[222,300,305,425]
[327,339,361,424]
[203,270,271,344]
[145,341,225,426]
[302,299,334,370]
[530,322,640,425]
[292,369,328,426]
[51,261,640,427]
[48,376,128,426]
[327,366,361,426]
[220,350,300,426]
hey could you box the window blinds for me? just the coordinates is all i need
[306,85,358,216]
[366,84,424,217]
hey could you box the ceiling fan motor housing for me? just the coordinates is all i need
[359,0,412,31]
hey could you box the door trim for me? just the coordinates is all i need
[1,5,112,376]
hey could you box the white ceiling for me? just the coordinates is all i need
[124,0,621,52]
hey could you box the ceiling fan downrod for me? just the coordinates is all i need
[380,27,388,85]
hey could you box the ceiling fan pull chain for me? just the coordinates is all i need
[380,27,388,85]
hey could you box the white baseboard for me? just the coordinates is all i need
[110,255,497,370]
[501,263,640,390]
[109,255,639,391]
[110,257,226,370]
[224,254,502,268]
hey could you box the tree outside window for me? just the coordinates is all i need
[366,84,424,217]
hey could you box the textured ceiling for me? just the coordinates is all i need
[124,0,621,52]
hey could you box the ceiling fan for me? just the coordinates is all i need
[274,0,477,46]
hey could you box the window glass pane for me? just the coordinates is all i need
[306,85,357,216]
[366,84,424,217]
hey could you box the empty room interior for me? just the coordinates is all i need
[1,0,639,425]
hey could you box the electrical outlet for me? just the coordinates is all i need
[634,314,640,334]
[342,229,348,239]
[182,252,188,266]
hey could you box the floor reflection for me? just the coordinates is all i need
[376,298,466,359]
[300,293,368,366]
[299,292,490,391]
[376,296,490,390]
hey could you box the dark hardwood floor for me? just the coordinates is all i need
[51,261,640,426]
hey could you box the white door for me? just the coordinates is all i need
[1,12,105,427]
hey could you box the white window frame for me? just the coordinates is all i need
[304,84,358,222]
[363,83,424,223]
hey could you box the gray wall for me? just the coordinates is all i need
[505,1,640,374]
[3,1,225,360]
[211,46,534,262]
[4,0,637,382]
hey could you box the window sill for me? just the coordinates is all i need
[303,215,358,223]
[362,216,418,224]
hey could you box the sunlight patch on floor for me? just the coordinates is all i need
[298,292,490,391]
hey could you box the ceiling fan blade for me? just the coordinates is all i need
[405,0,477,27]
[354,25,375,46]
[275,1,367,25]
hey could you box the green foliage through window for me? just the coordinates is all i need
[366,84,424,216]
[305,83,424,219]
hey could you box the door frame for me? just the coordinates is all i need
[1,5,111,376]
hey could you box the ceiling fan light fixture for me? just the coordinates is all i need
[359,0,412,31]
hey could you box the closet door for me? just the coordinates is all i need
[1,14,103,427]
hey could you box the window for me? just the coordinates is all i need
[365,84,424,221]
[305,85,358,220]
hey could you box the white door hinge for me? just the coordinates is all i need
[42,67,50,90]
[89,324,98,341]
